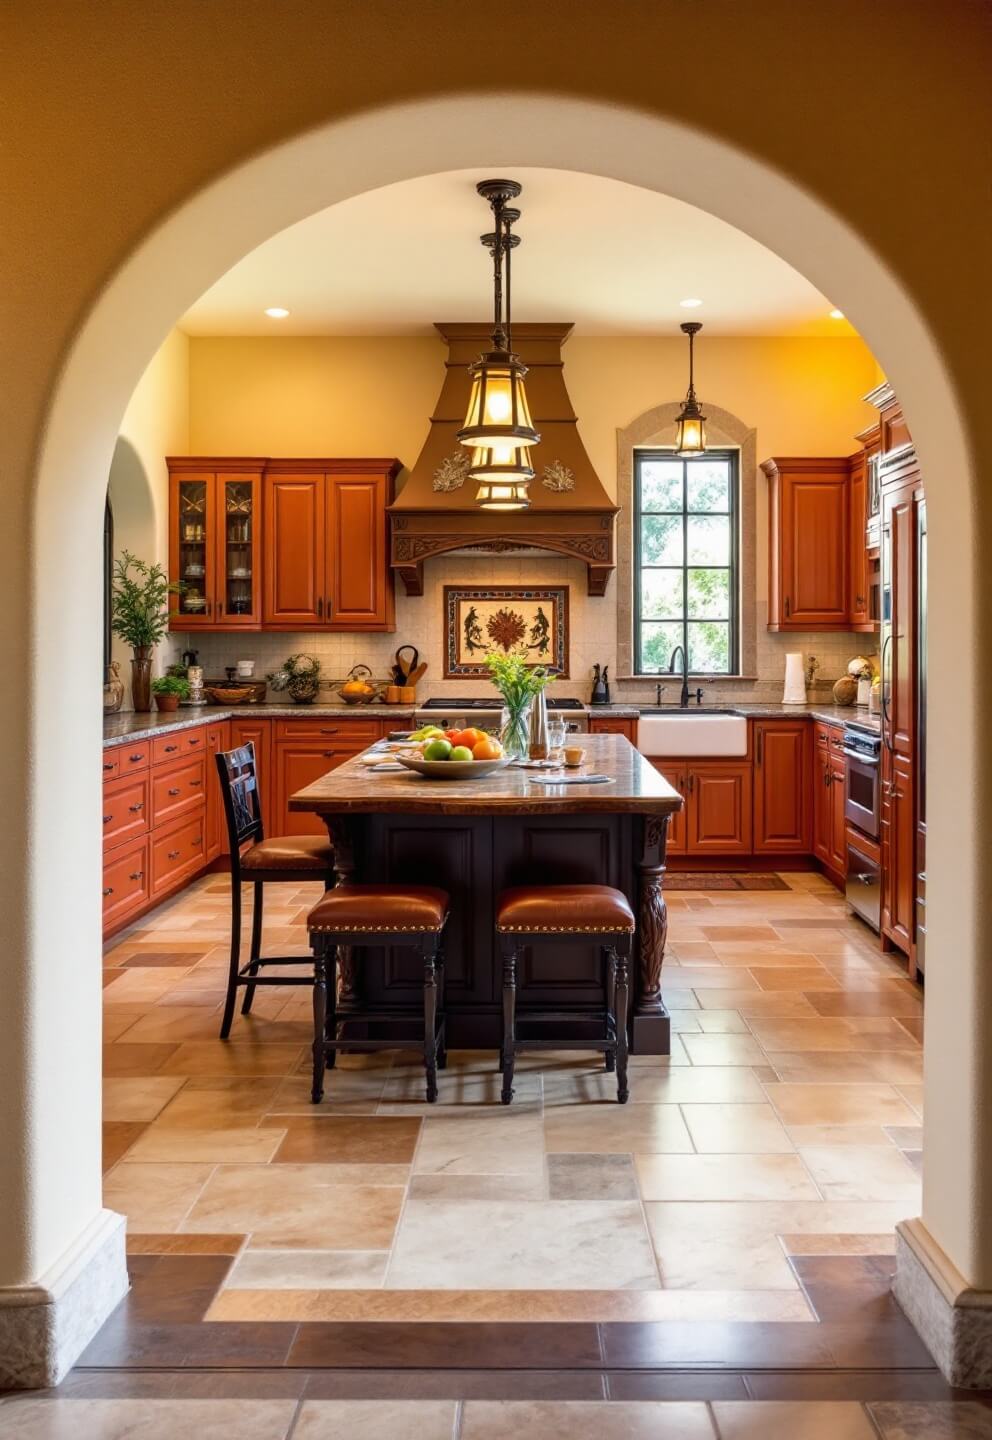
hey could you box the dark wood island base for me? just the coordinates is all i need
[291,736,682,1055]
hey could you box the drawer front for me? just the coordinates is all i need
[102,773,150,849]
[830,729,846,753]
[151,813,206,897]
[152,726,206,766]
[152,756,206,826]
[588,717,636,737]
[103,835,151,930]
[118,741,151,774]
[274,717,379,745]
[814,723,831,751]
[102,751,120,780]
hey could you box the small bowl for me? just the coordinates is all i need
[206,684,255,705]
[396,755,510,781]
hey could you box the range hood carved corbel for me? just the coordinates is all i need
[389,323,618,597]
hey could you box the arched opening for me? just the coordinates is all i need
[16,93,985,1383]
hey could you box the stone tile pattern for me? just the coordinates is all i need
[96,871,927,1341]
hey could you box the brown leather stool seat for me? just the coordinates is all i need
[241,834,335,872]
[307,884,449,933]
[497,884,635,935]
[495,883,636,1106]
[306,884,450,1105]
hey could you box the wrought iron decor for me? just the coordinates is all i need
[443,585,569,677]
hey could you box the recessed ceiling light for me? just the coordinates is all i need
[829,308,845,319]
[264,306,289,318]
[679,297,703,308]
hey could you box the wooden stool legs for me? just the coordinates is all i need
[612,937,631,1104]
[500,939,518,1105]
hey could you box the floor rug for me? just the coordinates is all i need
[665,872,792,891]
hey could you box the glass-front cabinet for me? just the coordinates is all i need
[168,461,263,630]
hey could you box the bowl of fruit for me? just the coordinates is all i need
[396,725,507,780]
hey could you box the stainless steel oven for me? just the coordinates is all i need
[843,722,881,840]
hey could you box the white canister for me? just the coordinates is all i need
[782,652,807,705]
[236,659,256,678]
[856,675,871,707]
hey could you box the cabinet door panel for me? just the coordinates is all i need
[102,773,150,850]
[812,749,831,866]
[753,720,810,852]
[327,473,393,629]
[229,718,272,825]
[590,717,638,740]
[169,471,217,628]
[687,763,752,855]
[848,454,870,627]
[205,722,231,861]
[784,474,848,625]
[885,752,915,954]
[274,743,357,838]
[883,486,916,758]
[829,753,847,876]
[103,836,151,934]
[649,760,686,854]
[216,472,262,628]
[263,473,325,626]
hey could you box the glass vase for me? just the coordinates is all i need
[500,701,532,761]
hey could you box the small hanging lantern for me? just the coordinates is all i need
[674,321,707,457]
[457,181,540,507]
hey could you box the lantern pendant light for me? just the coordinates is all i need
[674,321,707,457]
[458,180,539,510]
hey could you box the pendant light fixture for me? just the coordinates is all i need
[674,321,707,457]
[458,180,539,510]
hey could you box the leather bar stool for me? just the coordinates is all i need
[307,884,450,1104]
[495,884,636,1104]
[215,742,335,1039]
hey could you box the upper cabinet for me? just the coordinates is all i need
[169,457,400,633]
[762,454,879,634]
[169,460,264,630]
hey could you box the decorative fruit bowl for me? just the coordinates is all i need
[335,663,381,705]
[396,754,510,781]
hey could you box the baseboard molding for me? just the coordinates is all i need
[894,1217,992,1387]
[0,1209,128,1389]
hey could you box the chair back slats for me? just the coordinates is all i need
[216,743,264,860]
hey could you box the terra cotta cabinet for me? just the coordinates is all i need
[752,718,811,853]
[762,457,850,631]
[168,460,265,630]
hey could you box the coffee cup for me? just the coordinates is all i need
[564,745,585,767]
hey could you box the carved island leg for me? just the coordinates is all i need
[324,816,359,1007]
[632,812,672,1056]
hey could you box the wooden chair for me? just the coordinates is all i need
[495,884,636,1104]
[215,742,335,1038]
[306,885,449,1103]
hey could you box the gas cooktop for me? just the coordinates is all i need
[420,696,585,711]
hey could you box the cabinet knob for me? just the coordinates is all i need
[103,886,114,897]
[129,753,143,763]
[167,849,181,860]
[128,870,144,881]
[188,737,201,746]
[128,802,144,813]
[190,779,203,787]
[103,761,114,771]
[103,813,113,823]
[168,787,181,796]
[165,744,178,753]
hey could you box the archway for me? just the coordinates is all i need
[15,93,984,1383]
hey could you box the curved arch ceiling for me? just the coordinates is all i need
[181,167,852,338]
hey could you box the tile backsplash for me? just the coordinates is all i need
[183,555,876,707]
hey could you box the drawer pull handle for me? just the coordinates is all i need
[128,802,144,813]
[188,738,201,746]
[103,813,113,823]
[129,753,144,763]
[168,787,181,796]
[103,761,114,771]
[167,849,181,860]
[164,744,179,753]
[190,779,202,787]
[194,836,202,845]
[320,728,339,735]
[128,870,144,881]
[103,886,114,897]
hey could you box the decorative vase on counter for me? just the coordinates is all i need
[500,701,532,762]
[288,675,321,704]
[103,660,125,713]
[130,646,153,713]
[528,688,550,761]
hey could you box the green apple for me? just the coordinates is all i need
[423,738,452,761]
[449,745,474,762]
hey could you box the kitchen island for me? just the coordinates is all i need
[290,734,682,1054]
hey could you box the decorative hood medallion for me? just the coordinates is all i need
[390,323,617,596]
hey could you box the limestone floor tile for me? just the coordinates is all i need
[154,1076,284,1127]
[764,1083,919,1127]
[103,1162,216,1231]
[102,1075,187,1122]
[294,1400,457,1440]
[694,990,819,1018]
[225,1248,389,1290]
[896,1083,925,1116]
[377,1068,542,1115]
[408,1172,548,1200]
[158,1041,306,1077]
[635,1153,820,1202]
[749,968,841,992]
[805,988,924,1018]
[713,952,827,969]
[680,1034,767,1066]
[868,1402,992,1439]
[386,1198,660,1289]
[544,1067,766,1104]
[681,1102,795,1154]
[547,1153,639,1200]
[701,925,780,941]
[102,969,193,1003]
[764,1051,924,1084]
[414,1111,545,1175]
[664,967,760,992]
[460,1400,716,1439]
[748,1018,917,1053]
[544,1102,693,1154]
[274,1115,421,1165]
[0,1398,298,1439]
[692,1009,750,1033]
[785,1124,894,1147]
[103,1005,153,1042]
[885,1124,924,1150]
[112,1005,234,1044]
[797,1145,920,1203]
[125,1125,288,1163]
[181,1164,406,1248]
[712,1400,878,1439]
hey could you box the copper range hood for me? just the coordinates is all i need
[389,322,618,596]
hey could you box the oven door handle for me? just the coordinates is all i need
[843,747,879,765]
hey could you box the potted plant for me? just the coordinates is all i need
[484,649,553,761]
[110,551,181,712]
[151,674,190,712]
[267,652,322,704]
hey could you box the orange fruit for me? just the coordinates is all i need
[443,728,466,747]
[472,736,503,760]
[459,727,488,749]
